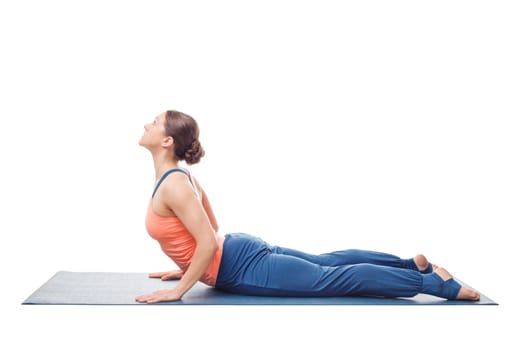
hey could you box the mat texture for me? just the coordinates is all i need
[22,271,497,305]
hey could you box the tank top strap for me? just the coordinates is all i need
[152,168,194,198]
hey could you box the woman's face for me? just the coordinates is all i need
[139,112,168,149]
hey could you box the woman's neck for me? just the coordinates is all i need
[151,150,180,180]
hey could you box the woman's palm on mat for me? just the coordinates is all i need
[148,270,184,281]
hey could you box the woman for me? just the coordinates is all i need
[136,110,480,304]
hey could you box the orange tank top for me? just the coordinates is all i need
[145,169,224,286]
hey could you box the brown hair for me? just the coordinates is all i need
[164,110,205,165]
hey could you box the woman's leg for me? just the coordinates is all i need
[234,251,424,297]
[269,245,433,273]
[216,233,477,300]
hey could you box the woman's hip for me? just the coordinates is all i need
[215,233,270,289]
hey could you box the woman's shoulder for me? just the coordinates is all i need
[159,168,202,198]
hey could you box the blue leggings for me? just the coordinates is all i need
[215,233,461,299]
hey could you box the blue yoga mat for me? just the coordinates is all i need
[22,271,497,305]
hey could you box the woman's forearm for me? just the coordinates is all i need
[172,242,218,299]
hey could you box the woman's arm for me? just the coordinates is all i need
[136,174,218,303]
[194,178,219,233]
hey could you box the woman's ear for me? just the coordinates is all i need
[161,136,174,148]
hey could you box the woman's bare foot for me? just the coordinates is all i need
[413,254,438,273]
[434,267,480,301]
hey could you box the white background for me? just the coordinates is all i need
[1,1,523,348]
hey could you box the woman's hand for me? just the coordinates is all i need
[148,270,184,281]
[135,288,182,304]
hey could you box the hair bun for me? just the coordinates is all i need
[184,140,205,165]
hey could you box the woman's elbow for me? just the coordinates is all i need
[210,240,219,253]
[203,239,218,254]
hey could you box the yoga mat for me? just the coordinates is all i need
[22,271,497,305]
